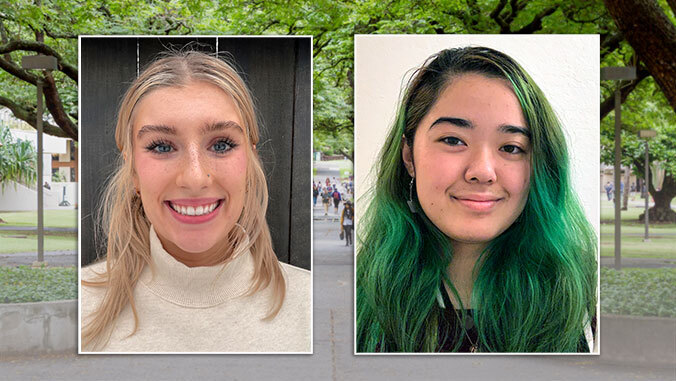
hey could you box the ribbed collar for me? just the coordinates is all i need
[139,226,254,308]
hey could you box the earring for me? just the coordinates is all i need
[407,177,418,213]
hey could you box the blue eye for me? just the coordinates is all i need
[145,140,174,154]
[212,139,236,153]
[501,144,525,154]
[440,136,465,146]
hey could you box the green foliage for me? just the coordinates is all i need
[601,78,676,177]
[0,265,77,303]
[0,0,673,170]
[0,125,37,189]
[601,267,676,318]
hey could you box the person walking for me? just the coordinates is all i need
[332,188,342,214]
[341,201,354,246]
[604,181,613,201]
[313,183,319,206]
[321,188,331,215]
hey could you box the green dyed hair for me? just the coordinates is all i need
[356,46,597,352]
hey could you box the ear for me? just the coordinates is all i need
[401,135,415,177]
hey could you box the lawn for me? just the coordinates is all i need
[0,209,77,228]
[600,234,676,259]
[0,230,77,254]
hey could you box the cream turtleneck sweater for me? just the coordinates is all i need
[81,226,311,353]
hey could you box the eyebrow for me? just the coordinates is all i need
[137,121,243,139]
[201,120,243,134]
[137,124,176,139]
[430,117,531,139]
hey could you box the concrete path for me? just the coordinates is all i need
[0,250,77,267]
[0,225,77,232]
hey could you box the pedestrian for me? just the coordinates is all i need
[341,201,354,246]
[604,181,612,201]
[312,183,318,206]
[322,188,331,215]
[332,188,341,213]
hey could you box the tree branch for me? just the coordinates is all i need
[0,55,39,85]
[490,0,510,32]
[604,0,676,110]
[600,31,623,57]
[42,72,77,140]
[599,68,649,120]
[514,5,558,34]
[0,40,77,82]
[0,94,69,138]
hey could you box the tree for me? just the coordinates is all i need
[0,124,37,222]
[0,124,36,189]
[0,1,674,214]
[600,0,676,221]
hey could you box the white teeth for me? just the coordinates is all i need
[170,201,219,216]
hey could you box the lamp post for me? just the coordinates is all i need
[21,54,57,265]
[601,66,636,270]
[638,129,657,241]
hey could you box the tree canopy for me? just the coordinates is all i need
[0,0,674,217]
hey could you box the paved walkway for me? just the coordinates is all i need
[0,225,77,232]
[0,250,77,267]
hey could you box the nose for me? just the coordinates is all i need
[464,147,497,184]
[175,144,212,190]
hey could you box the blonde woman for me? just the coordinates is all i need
[81,51,311,352]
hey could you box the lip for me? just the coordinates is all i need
[452,195,502,212]
[165,198,223,224]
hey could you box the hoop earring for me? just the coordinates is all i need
[407,177,418,213]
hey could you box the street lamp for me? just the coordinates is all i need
[21,54,57,265]
[638,129,657,241]
[601,66,636,270]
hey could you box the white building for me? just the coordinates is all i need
[0,109,77,211]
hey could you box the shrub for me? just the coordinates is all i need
[601,267,676,318]
[0,266,77,303]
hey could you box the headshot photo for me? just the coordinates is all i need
[354,35,600,353]
[78,36,312,353]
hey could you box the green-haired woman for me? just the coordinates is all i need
[356,46,597,353]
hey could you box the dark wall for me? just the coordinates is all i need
[80,36,311,270]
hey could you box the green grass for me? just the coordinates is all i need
[0,209,77,228]
[0,265,77,303]
[601,234,676,259]
[601,267,676,318]
[0,230,77,254]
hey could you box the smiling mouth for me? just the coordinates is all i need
[167,200,221,216]
[452,196,502,212]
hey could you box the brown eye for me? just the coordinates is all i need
[440,136,466,146]
[501,144,525,154]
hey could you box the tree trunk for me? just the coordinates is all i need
[636,166,676,223]
[604,0,676,111]
[622,165,631,210]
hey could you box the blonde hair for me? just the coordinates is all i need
[82,51,285,349]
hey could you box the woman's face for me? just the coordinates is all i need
[403,73,531,249]
[131,80,248,266]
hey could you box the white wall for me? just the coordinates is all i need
[0,181,78,211]
[354,35,600,234]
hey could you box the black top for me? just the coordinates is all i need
[437,285,479,352]
[436,283,596,352]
